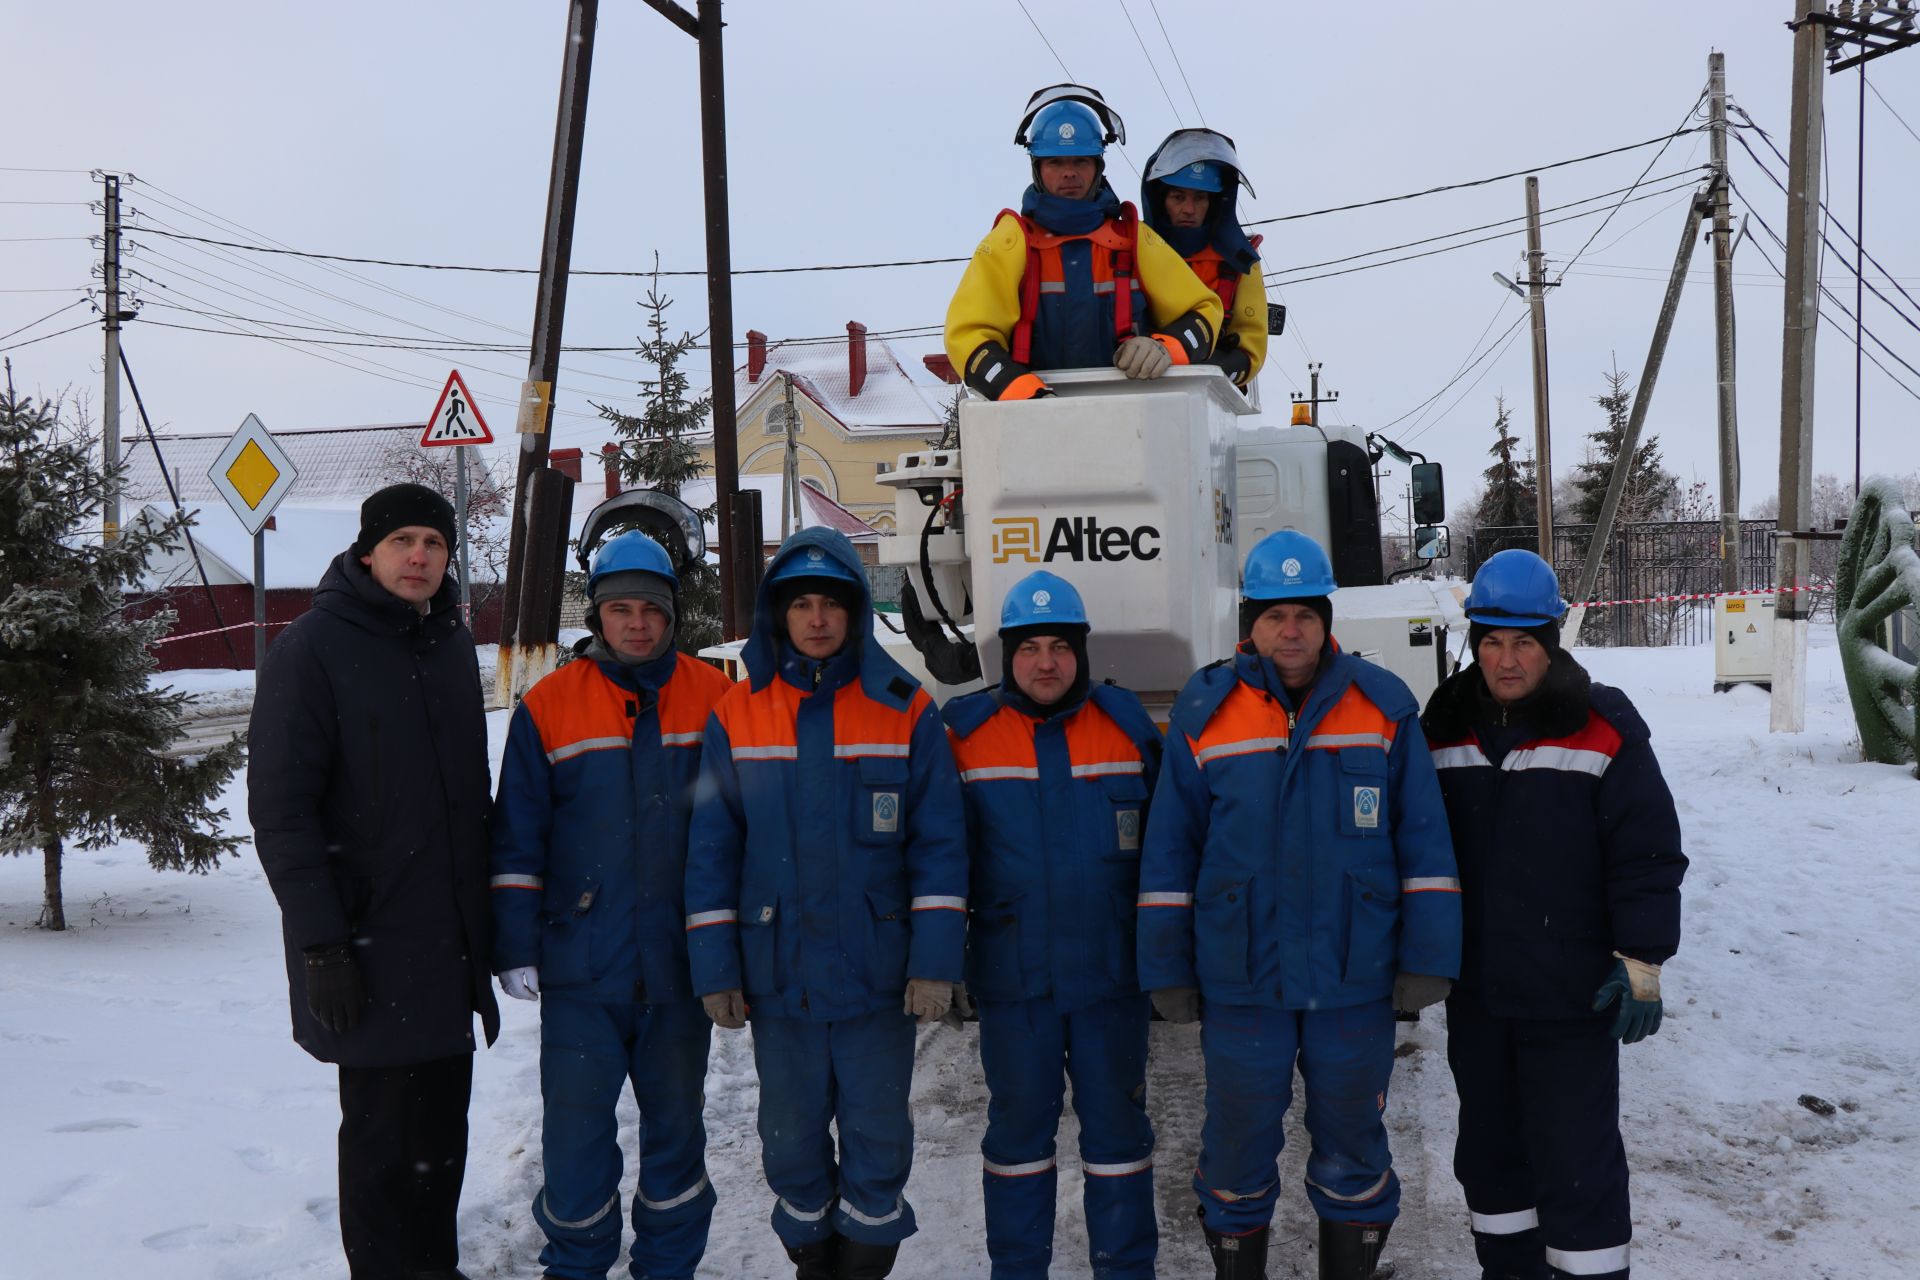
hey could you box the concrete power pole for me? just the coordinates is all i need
[1772,0,1826,734]
[1523,175,1557,564]
[100,173,125,543]
[1708,52,1743,595]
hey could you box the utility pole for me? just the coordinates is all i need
[642,0,746,636]
[1288,362,1338,426]
[1523,175,1558,564]
[497,0,597,705]
[781,372,802,537]
[1772,0,1827,734]
[99,172,125,543]
[1708,52,1743,595]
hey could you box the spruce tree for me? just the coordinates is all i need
[1569,362,1678,527]
[0,381,244,930]
[595,268,722,654]
[1475,394,1537,530]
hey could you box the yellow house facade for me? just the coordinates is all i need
[696,323,956,534]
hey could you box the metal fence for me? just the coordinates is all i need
[1465,520,1780,647]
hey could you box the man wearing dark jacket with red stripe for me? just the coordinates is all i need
[1421,550,1687,1280]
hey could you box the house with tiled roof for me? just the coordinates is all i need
[695,322,958,533]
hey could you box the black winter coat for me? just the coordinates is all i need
[1420,653,1686,1020]
[250,553,501,1067]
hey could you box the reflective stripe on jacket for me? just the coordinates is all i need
[490,649,733,1003]
[1185,243,1267,385]
[944,683,1164,1011]
[1137,646,1462,1009]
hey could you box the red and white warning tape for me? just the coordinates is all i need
[1572,584,1830,609]
[150,619,293,647]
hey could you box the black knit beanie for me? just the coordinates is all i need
[1239,594,1333,642]
[354,483,457,556]
[1468,618,1561,656]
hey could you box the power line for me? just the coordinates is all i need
[1866,78,1920,147]
[1381,313,1528,434]
[0,297,89,345]
[1550,89,1708,284]
[1146,0,1206,125]
[0,319,95,353]
[1118,0,1184,123]
[1243,128,1705,229]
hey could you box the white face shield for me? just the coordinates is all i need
[1015,83,1126,148]
[1143,128,1256,197]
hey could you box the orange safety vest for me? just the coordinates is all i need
[1185,234,1263,315]
[999,204,1142,367]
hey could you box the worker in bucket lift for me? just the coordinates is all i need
[1141,128,1268,389]
[945,83,1222,401]
[1421,549,1687,1280]
[942,571,1165,1279]
[1136,530,1462,1280]
[488,531,734,1280]
[684,528,968,1280]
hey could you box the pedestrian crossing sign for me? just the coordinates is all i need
[420,369,493,447]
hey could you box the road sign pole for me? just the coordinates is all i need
[253,529,267,670]
[456,445,473,625]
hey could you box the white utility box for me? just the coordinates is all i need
[959,366,1253,706]
[1714,594,1776,691]
[1330,577,1467,705]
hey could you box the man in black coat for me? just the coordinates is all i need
[251,482,501,1280]
[1421,550,1686,1280]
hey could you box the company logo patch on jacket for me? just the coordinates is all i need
[1352,785,1381,829]
[872,792,900,833]
[1116,807,1141,850]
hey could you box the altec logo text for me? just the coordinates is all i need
[991,516,1162,564]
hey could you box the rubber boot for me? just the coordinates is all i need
[785,1237,837,1280]
[1199,1206,1270,1280]
[1318,1219,1392,1280]
[835,1237,899,1280]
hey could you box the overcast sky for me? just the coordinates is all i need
[5,1,1915,528]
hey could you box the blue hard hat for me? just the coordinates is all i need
[1026,100,1107,158]
[1242,530,1338,601]
[1464,549,1567,627]
[587,530,676,596]
[999,570,1090,633]
[1161,160,1223,193]
[765,543,863,587]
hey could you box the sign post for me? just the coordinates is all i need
[421,370,495,623]
[206,413,298,669]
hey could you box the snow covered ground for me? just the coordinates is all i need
[1,627,1913,1279]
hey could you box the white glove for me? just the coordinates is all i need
[499,966,540,1002]
[1114,335,1173,380]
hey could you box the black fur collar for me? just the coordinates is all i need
[1423,650,1592,742]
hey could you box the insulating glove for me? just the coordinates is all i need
[940,983,976,1030]
[1114,335,1174,380]
[1592,953,1663,1044]
[702,988,747,1029]
[904,978,954,1025]
[1392,972,1453,1014]
[1151,987,1201,1025]
[499,966,540,1002]
[303,942,365,1034]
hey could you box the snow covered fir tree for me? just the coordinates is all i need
[596,271,723,654]
[0,380,243,931]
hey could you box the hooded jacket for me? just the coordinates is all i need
[250,552,501,1067]
[683,528,968,1021]
[489,638,733,1004]
[1136,644,1461,1010]
[1420,653,1686,1019]
[943,680,1163,1011]
[1141,130,1267,386]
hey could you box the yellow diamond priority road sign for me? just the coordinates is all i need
[208,413,298,536]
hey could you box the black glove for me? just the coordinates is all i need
[303,943,365,1034]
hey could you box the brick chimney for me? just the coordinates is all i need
[922,353,959,385]
[549,447,583,483]
[601,443,622,500]
[747,329,768,383]
[847,321,868,397]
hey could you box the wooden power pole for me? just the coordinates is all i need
[1523,176,1556,564]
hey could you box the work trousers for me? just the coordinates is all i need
[1194,999,1400,1237]
[337,1052,473,1279]
[977,992,1156,1279]
[1447,995,1631,1280]
[751,1006,920,1247]
[534,995,716,1279]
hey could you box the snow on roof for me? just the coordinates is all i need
[118,423,434,507]
[136,501,361,591]
[724,336,949,433]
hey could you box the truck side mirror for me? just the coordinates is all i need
[1411,462,1445,525]
[1267,303,1287,336]
[1414,524,1450,560]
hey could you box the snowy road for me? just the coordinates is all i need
[1,629,1914,1278]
